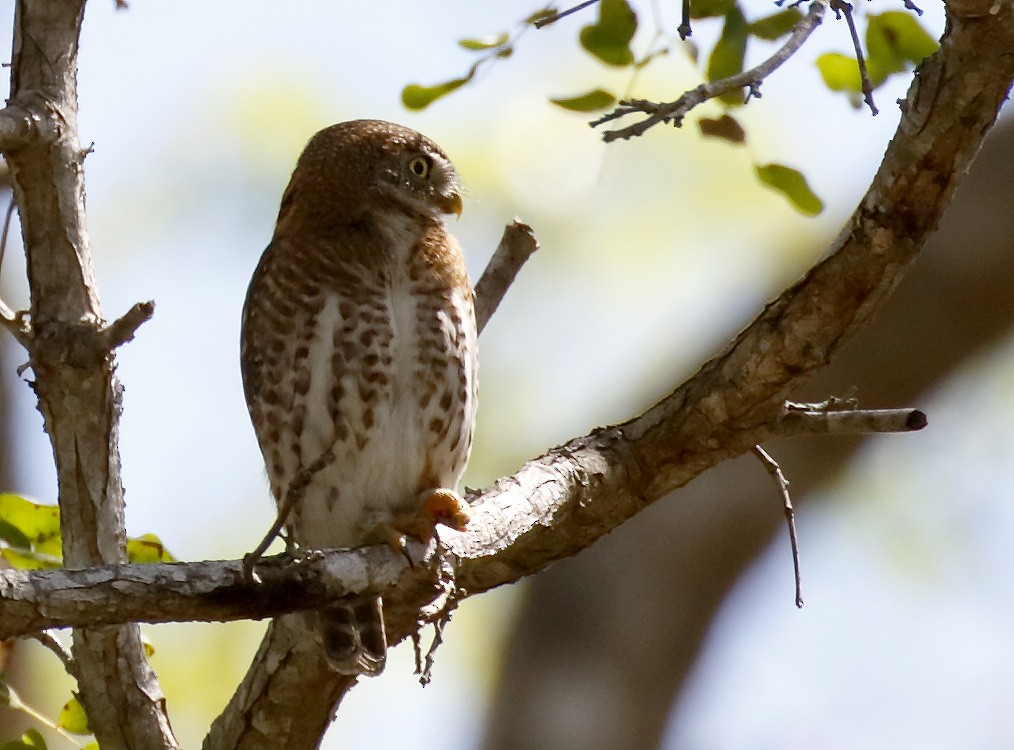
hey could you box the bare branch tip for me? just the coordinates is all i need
[102,299,155,350]
[473,220,540,333]
[906,409,928,431]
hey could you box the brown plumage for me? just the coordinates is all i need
[240,120,477,675]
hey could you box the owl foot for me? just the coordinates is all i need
[419,488,471,532]
[372,489,471,567]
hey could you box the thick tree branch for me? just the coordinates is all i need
[4,1,177,747]
[0,404,922,638]
[202,1,1014,745]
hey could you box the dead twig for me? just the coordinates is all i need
[591,1,826,141]
[752,446,804,608]
[474,220,539,334]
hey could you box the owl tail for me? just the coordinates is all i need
[318,595,387,676]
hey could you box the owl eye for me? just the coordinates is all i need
[407,155,431,179]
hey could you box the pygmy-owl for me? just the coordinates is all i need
[240,120,477,675]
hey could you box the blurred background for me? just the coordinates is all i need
[2,1,1013,748]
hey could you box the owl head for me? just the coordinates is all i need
[282,120,462,228]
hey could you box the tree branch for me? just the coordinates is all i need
[591,0,826,141]
[4,0,177,746]
[0,403,922,639]
[474,220,539,334]
[202,1,1014,745]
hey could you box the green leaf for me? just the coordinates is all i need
[458,33,509,51]
[749,8,803,40]
[707,6,748,105]
[690,0,736,19]
[0,494,63,569]
[865,11,938,86]
[579,0,637,67]
[82,744,99,750]
[0,519,30,550]
[2,547,62,570]
[550,88,617,112]
[401,78,469,110]
[0,729,47,750]
[756,163,823,215]
[0,494,60,547]
[816,52,862,93]
[698,114,746,144]
[58,694,90,735]
[126,533,175,564]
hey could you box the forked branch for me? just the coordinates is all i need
[591,0,826,141]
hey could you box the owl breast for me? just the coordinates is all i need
[275,228,478,550]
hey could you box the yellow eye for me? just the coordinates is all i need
[407,155,431,179]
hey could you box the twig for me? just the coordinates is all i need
[28,629,75,671]
[776,403,927,436]
[0,192,30,345]
[243,448,336,582]
[752,446,803,608]
[591,0,825,141]
[416,611,451,686]
[0,191,15,274]
[830,0,878,115]
[678,0,692,39]
[100,300,155,350]
[534,0,600,28]
[474,220,539,335]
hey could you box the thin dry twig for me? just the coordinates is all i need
[474,220,539,334]
[0,192,15,273]
[28,630,75,671]
[752,445,804,608]
[415,611,451,686]
[830,0,878,115]
[591,0,825,141]
[243,448,337,582]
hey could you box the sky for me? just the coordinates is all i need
[5,1,1014,749]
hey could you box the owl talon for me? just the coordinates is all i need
[242,552,262,585]
[420,488,471,532]
[381,527,415,568]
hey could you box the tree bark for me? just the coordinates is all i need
[2,1,176,747]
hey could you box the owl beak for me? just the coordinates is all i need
[440,191,463,218]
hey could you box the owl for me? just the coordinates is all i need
[240,120,477,675]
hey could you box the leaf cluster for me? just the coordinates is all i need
[817,11,937,107]
[0,494,174,570]
[396,0,938,214]
[0,494,172,748]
